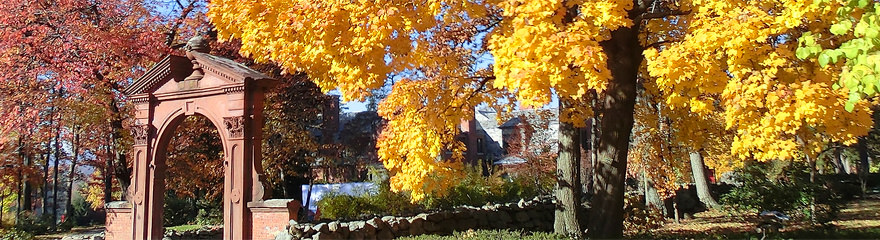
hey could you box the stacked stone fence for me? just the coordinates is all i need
[276,195,555,240]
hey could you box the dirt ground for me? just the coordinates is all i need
[645,196,880,239]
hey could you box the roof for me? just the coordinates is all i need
[125,55,192,95]
[191,52,272,83]
[125,52,273,95]
[499,117,522,128]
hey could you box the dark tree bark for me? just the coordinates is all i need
[858,139,870,197]
[104,134,113,204]
[588,1,643,237]
[689,151,719,208]
[554,98,584,237]
[23,150,33,215]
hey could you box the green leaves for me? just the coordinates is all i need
[830,20,852,35]
[797,1,880,112]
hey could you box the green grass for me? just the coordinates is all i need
[397,229,567,240]
[165,224,204,232]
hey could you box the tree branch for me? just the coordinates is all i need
[645,40,677,49]
[638,10,690,22]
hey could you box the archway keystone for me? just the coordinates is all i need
[107,39,298,240]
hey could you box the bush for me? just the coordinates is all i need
[721,161,843,225]
[317,167,542,221]
[69,197,103,226]
[421,168,540,210]
[164,193,197,227]
[317,193,372,220]
[13,212,51,235]
[0,228,34,240]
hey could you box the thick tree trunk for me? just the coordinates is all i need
[554,99,583,237]
[689,151,719,208]
[588,5,642,237]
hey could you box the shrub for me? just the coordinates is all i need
[163,193,196,227]
[721,161,843,225]
[421,167,540,210]
[13,212,51,235]
[317,167,541,221]
[0,228,34,240]
[69,197,103,226]
[317,192,374,220]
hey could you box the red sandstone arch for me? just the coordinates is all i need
[109,41,299,240]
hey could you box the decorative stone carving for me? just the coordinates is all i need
[223,116,245,138]
[131,124,151,145]
[182,35,211,84]
[253,174,271,201]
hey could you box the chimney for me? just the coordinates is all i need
[322,95,340,144]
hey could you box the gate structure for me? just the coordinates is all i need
[106,38,299,240]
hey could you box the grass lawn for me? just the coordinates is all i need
[405,197,880,239]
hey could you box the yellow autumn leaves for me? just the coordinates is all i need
[208,0,874,201]
[646,0,871,162]
[489,0,632,107]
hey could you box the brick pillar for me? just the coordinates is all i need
[105,201,133,240]
[248,199,300,240]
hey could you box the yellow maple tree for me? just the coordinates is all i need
[208,0,874,237]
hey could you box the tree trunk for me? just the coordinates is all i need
[104,134,113,203]
[52,123,61,230]
[66,130,80,220]
[841,150,852,174]
[16,137,25,224]
[587,3,642,237]
[109,98,131,199]
[554,98,583,237]
[644,178,666,214]
[42,139,51,217]
[833,146,851,175]
[858,139,869,198]
[23,151,33,215]
[689,151,719,208]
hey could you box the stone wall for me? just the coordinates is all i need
[276,196,554,240]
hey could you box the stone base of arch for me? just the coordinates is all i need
[104,200,299,240]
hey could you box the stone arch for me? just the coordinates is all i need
[110,39,300,240]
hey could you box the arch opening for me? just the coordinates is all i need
[159,114,225,229]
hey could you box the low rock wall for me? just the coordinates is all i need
[277,196,554,240]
